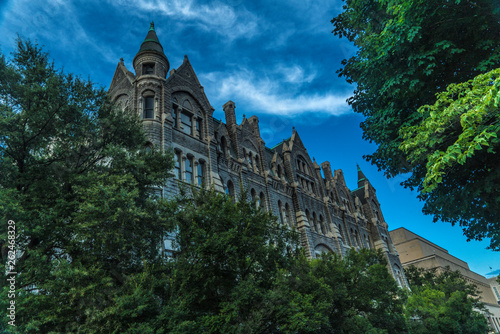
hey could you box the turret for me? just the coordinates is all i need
[133,22,169,79]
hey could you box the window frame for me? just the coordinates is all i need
[143,96,154,119]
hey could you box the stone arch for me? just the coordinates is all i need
[314,244,334,257]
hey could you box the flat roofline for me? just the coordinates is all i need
[390,227,449,253]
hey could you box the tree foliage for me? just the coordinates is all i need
[400,68,500,249]
[0,39,173,333]
[404,266,490,334]
[332,0,500,249]
[153,189,407,334]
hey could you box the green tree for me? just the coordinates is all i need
[0,39,173,333]
[156,187,406,334]
[404,266,489,334]
[400,68,500,250]
[332,0,500,249]
[157,188,301,333]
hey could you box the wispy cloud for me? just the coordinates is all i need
[0,0,121,66]
[201,67,351,117]
[108,0,263,41]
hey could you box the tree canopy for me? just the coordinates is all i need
[404,266,489,334]
[332,0,500,249]
[0,39,173,333]
[139,188,408,334]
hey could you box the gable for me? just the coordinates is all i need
[109,62,134,96]
[166,56,214,116]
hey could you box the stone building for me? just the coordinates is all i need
[108,22,407,286]
[390,227,500,332]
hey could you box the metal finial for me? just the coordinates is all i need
[149,21,155,31]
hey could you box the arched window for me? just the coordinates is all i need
[393,265,403,287]
[174,151,181,179]
[144,142,153,152]
[185,157,193,183]
[285,203,292,227]
[277,165,283,179]
[196,118,202,139]
[143,96,154,119]
[226,180,235,200]
[278,201,285,224]
[182,100,192,110]
[259,192,266,210]
[312,212,319,233]
[355,230,361,248]
[319,215,326,234]
[172,105,178,127]
[197,161,205,186]
[251,189,257,205]
[306,209,311,227]
[338,224,345,240]
[255,155,260,173]
[220,136,228,157]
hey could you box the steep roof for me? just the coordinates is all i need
[138,21,165,55]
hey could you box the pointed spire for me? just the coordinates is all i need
[357,164,367,182]
[138,21,165,55]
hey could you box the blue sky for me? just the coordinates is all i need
[1,0,498,276]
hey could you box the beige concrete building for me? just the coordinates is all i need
[390,227,500,332]
[489,277,500,304]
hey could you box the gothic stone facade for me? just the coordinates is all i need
[108,23,407,287]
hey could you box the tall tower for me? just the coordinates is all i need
[132,22,169,147]
[353,165,408,287]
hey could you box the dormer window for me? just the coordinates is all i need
[143,63,155,75]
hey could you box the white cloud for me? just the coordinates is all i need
[109,0,263,41]
[0,0,121,66]
[275,64,316,84]
[201,67,351,117]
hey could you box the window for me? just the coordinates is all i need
[355,230,361,247]
[143,63,155,75]
[196,118,202,138]
[143,97,154,119]
[259,192,266,210]
[226,180,235,201]
[181,112,192,135]
[172,105,177,127]
[338,224,345,240]
[220,137,227,156]
[278,201,285,224]
[174,151,181,179]
[185,157,193,183]
[494,287,500,300]
[285,203,292,227]
[197,162,205,186]
[319,215,326,234]
[277,165,282,178]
